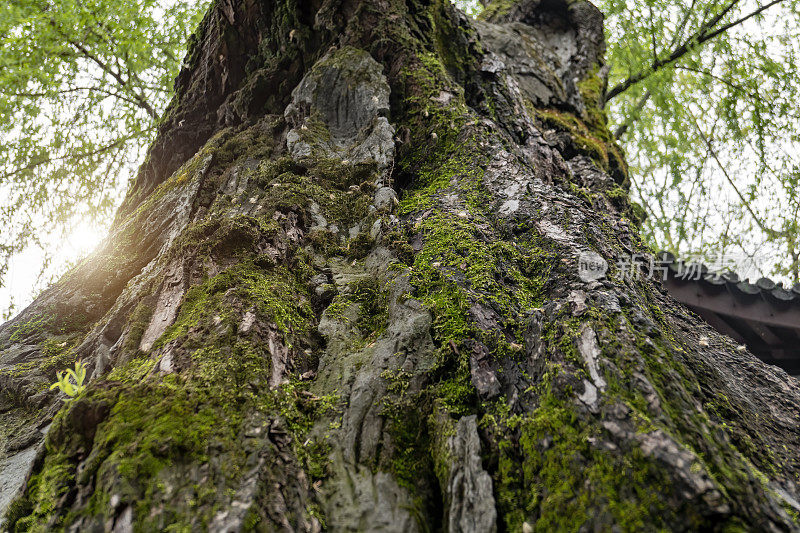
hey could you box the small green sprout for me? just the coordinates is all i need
[50,360,88,398]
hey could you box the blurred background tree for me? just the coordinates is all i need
[2,0,799,318]
[0,0,207,318]
[600,0,800,285]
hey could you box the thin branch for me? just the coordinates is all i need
[606,0,783,101]
[684,105,782,238]
[648,4,659,65]
[43,17,159,120]
[65,39,159,120]
[614,89,651,140]
[0,132,147,182]
[610,1,696,140]
[10,85,149,108]
[669,0,700,48]
[674,65,762,101]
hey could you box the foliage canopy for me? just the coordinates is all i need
[602,0,800,282]
[0,0,207,316]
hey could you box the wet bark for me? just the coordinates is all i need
[2,0,800,531]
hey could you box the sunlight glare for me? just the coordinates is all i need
[59,221,106,264]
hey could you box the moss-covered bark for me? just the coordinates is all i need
[3,0,800,531]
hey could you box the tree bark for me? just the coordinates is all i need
[2,0,800,531]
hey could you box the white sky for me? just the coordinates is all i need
[0,219,108,318]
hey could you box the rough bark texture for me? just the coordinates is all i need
[3,0,800,531]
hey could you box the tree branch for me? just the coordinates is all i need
[674,65,762,101]
[613,89,651,140]
[43,16,159,121]
[65,39,159,120]
[684,106,782,238]
[10,85,149,109]
[0,132,146,182]
[606,0,783,101]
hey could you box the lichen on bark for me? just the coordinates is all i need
[3,0,800,531]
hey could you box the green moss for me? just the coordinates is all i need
[399,146,487,214]
[266,381,339,480]
[535,107,610,171]
[352,279,390,340]
[170,214,279,263]
[428,408,457,493]
[346,229,376,260]
[124,134,224,226]
[576,70,606,128]
[409,214,553,346]
[394,46,558,377]
[154,260,315,351]
[380,388,435,497]
[4,310,89,345]
[436,369,477,416]
[107,357,156,383]
[212,119,277,168]
[431,1,477,83]
[540,283,793,529]
[578,69,629,182]
[6,150,341,528]
[323,277,389,348]
[478,0,514,21]
[179,155,376,260]
[521,64,628,187]
[10,307,334,531]
[389,24,709,529]
[481,365,676,531]
[0,337,80,406]
[604,186,645,225]
[10,1,783,529]
[6,452,75,531]
[121,303,154,355]
[383,227,415,266]
[517,402,671,531]
[397,52,484,214]
[8,314,49,343]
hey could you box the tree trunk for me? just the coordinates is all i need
[2,0,800,531]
